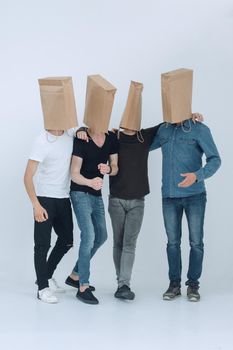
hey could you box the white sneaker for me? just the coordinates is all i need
[49,278,65,293]
[37,288,58,304]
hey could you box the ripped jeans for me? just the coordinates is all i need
[34,197,73,290]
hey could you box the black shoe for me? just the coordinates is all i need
[76,288,99,305]
[65,276,95,291]
[187,286,200,302]
[114,285,135,300]
[163,284,181,300]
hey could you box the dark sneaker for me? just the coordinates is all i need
[187,286,200,302]
[65,276,95,291]
[114,285,135,300]
[76,288,99,305]
[163,285,181,300]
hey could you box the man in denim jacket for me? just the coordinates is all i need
[150,119,221,301]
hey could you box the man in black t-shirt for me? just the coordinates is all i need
[66,129,119,304]
[108,126,161,300]
[108,82,163,300]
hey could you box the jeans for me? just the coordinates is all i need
[34,197,73,290]
[162,192,207,287]
[108,196,145,288]
[70,191,108,286]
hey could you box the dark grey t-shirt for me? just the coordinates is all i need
[109,125,161,200]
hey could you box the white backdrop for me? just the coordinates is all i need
[0,0,232,298]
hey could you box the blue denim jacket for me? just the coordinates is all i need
[150,120,221,198]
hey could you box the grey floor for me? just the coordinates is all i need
[1,273,232,350]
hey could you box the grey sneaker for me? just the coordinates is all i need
[163,284,181,300]
[114,285,135,300]
[187,286,200,302]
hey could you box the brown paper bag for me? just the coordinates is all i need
[120,81,143,131]
[161,68,193,123]
[83,75,117,133]
[38,77,78,130]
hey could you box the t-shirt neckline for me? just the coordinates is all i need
[87,131,107,149]
[45,130,65,143]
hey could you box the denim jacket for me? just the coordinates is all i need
[150,120,221,198]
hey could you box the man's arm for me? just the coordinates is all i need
[143,124,163,147]
[98,154,118,176]
[24,160,48,222]
[195,126,221,181]
[76,127,89,142]
[149,132,162,151]
[71,156,103,191]
[109,153,118,176]
[178,126,221,188]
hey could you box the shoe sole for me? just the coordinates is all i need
[76,294,99,305]
[163,293,181,301]
[115,293,135,301]
[37,295,58,304]
[187,296,200,302]
[115,295,135,301]
[65,279,96,292]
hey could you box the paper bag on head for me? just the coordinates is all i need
[120,81,143,131]
[161,68,193,123]
[83,75,117,133]
[38,77,78,130]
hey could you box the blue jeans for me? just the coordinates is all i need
[162,192,207,287]
[70,191,108,286]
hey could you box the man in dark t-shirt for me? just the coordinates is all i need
[108,126,161,300]
[66,129,119,304]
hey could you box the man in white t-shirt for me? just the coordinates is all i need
[24,128,76,303]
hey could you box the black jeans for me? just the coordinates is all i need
[34,197,73,290]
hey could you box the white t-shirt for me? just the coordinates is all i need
[29,130,76,198]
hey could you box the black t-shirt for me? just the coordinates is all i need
[71,131,119,196]
[109,125,162,200]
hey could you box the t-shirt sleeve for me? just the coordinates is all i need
[29,136,48,162]
[143,123,164,146]
[72,138,86,159]
[109,132,119,155]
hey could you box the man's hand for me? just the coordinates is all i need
[178,173,197,188]
[98,163,110,175]
[33,203,49,222]
[76,131,89,142]
[89,177,103,191]
[192,113,204,123]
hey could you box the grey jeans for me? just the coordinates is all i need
[108,196,145,288]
